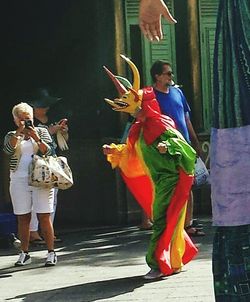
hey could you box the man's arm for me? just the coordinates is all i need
[185,116,202,158]
[139,0,177,41]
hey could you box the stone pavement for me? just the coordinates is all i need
[0,217,215,302]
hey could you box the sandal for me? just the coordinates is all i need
[185,220,203,231]
[185,226,205,237]
[190,219,203,229]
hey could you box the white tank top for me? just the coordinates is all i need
[10,139,34,179]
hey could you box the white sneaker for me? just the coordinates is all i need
[143,269,163,280]
[15,251,31,266]
[45,251,57,266]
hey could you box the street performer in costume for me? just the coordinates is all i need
[102,55,198,280]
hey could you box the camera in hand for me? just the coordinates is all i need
[24,120,33,128]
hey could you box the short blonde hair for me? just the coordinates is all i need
[12,102,33,119]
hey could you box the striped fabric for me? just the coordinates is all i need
[3,127,54,172]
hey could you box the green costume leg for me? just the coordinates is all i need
[139,130,196,270]
[146,174,178,269]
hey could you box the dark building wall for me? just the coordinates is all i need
[0,0,120,139]
[55,139,119,227]
[174,1,203,132]
[174,2,190,97]
[0,1,126,227]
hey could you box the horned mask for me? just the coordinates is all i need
[103,54,142,115]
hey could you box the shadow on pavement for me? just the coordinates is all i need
[0,218,214,275]
[0,274,12,278]
[7,275,146,302]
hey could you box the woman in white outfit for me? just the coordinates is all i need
[28,88,68,243]
[3,102,57,266]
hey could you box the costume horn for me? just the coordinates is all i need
[103,66,128,96]
[120,54,140,91]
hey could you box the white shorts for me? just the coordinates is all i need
[10,177,54,215]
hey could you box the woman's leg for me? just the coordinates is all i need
[17,213,31,252]
[184,191,205,237]
[50,188,58,224]
[32,188,54,251]
[30,209,43,241]
[9,177,32,252]
[37,213,54,251]
[50,189,62,242]
[184,191,193,228]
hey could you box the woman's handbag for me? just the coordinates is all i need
[193,157,210,187]
[28,154,73,190]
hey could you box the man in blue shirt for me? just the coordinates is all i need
[150,60,204,236]
[154,83,191,143]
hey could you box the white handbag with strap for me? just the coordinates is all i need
[28,154,73,190]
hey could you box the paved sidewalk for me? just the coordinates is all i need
[0,217,215,302]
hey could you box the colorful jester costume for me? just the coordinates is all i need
[103,55,198,275]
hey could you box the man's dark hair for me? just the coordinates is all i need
[150,60,172,83]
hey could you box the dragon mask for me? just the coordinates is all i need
[103,54,143,115]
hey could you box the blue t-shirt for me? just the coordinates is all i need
[154,87,191,142]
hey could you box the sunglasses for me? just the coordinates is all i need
[161,71,174,76]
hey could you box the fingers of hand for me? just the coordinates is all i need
[60,118,68,124]
[162,7,177,24]
[19,121,25,129]
[156,19,163,40]
[27,129,37,138]
[139,22,149,37]
[61,127,68,132]
[140,22,153,41]
[141,22,161,41]
[53,124,61,132]
[23,128,30,135]
[60,124,68,131]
